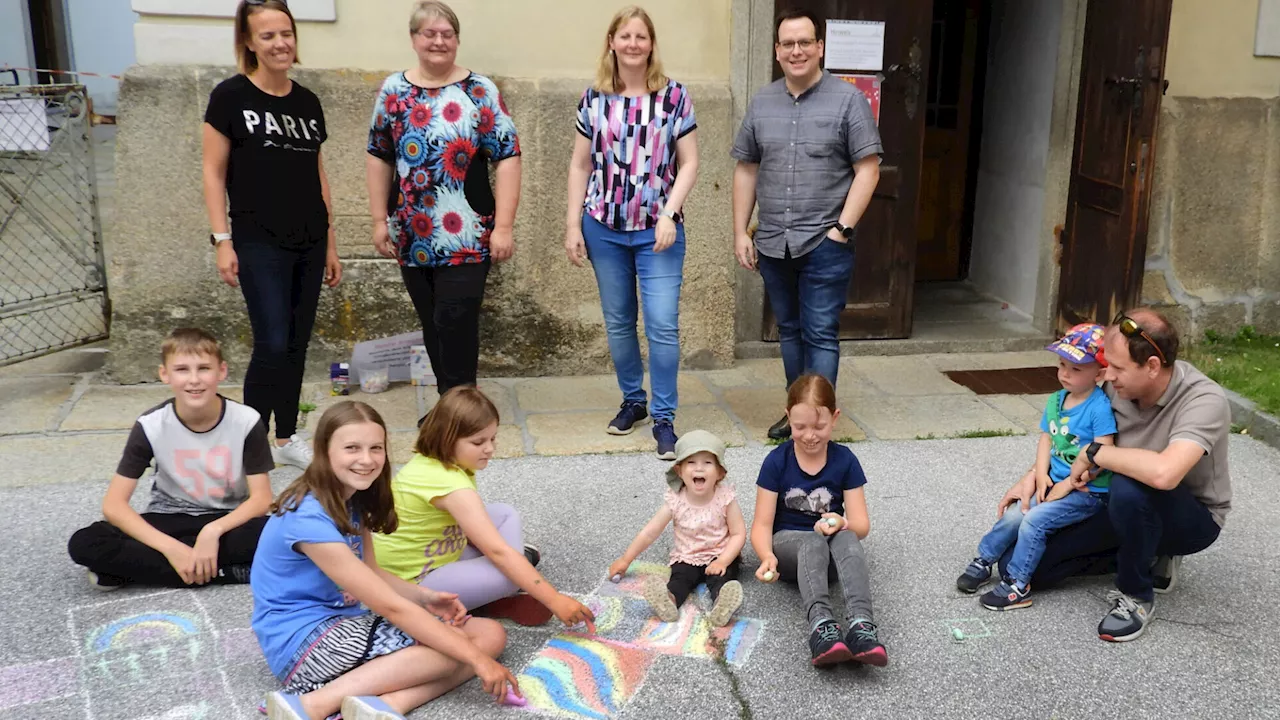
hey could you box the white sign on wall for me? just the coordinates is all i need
[1257,0,1280,57]
[131,0,336,22]
[824,19,886,72]
[0,98,50,152]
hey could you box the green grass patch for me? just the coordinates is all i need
[1183,326,1280,417]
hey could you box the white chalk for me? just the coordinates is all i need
[826,517,838,527]
[763,570,775,581]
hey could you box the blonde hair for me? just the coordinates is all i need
[234,0,299,75]
[594,6,668,93]
[786,374,838,414]
[409,0,461,36]
[161,327,223,365]
[415,386,500,471]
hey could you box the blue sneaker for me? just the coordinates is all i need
[341,696,406,720]
[956,557,994,594]
[653,420,677,460]
[606,401,649,435]
[980,579,1033,611]
[265,692,309,720]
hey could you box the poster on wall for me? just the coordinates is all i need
[0,98,51,152]
[824,19,886,71]
[834,73,881,125]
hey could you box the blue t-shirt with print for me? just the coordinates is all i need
[251,493,365,679]
[756,440,868,532]
[1040,385,1117,491]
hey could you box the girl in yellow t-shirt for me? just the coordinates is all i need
[373,387,597,630]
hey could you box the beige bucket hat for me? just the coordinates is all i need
[665,429,728,491]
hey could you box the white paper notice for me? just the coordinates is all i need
[0,98,51,152]
[824,19,886,72]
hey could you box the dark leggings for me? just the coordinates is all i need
[667,558,742,607]
[236,239,326,439]
[401,261,490,397]
[68,513,267,587]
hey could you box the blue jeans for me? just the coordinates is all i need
[977,488,1107,586]
[756,238,855,388]
[582,215,685,422]
[1109,474,1220,602]
[236,240,326,439]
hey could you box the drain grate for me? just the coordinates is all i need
[944,367,1061,395]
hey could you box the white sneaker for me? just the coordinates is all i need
[272,434,314,469]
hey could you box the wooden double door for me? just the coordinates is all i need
[763,0,1174,340]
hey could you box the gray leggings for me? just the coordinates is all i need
[772,529,874,626]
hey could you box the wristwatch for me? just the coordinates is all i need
[1085,441,1102,465]
[210,232,232,247]
[659,209,683,223]
[832,222,855,240]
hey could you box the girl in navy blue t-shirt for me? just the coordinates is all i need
[251,401,520,720]
[750,374,886,668]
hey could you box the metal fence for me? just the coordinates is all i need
[0,82,109,365]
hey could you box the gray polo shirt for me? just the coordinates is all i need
[1106,361,1232,527]
[731,71,882,260]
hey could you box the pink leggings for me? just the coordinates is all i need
[418,502,523,610]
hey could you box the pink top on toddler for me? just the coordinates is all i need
[665,482,735,566]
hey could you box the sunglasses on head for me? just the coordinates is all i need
[1112,312,1168,366]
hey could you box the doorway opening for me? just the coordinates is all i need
[912,0,1064,344]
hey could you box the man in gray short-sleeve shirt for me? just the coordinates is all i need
[1000,308,1231,643]
[731,8,882,440]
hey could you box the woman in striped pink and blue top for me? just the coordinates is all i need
[564,5,700,460]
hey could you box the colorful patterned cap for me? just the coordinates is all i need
[1046,323,1108,366]
[665,429,727,491]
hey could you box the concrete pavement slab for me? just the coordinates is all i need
[0,433,129,487]
[721,387,867,443]
[980,393,1047,433]
[61,385,246,432]
[849,356,975,396]
[846,394,1027,440]
[0,376,78,435]
[3,436,1277,718]
[0,345,107,378]
[927,350,1059,371]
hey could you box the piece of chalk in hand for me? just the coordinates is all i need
[502,689,527,706]
[763,570,775,581]
[826,518,838,527]
[610,573,623,583]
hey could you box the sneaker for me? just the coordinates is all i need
[87,570,124,592]
[956,557,994,594]
[341,695,406,720]
[606,402,649,435]
[767,414,792,440]
[473,593,553,626]
[523,543,541,568]
[707,580,743,628]
[1153,555,1182,595]
[808,618,853,666]
[845,619,888,666]
[980,579,1033,611]
[1098,589,1153,642]
[272,434,314,469]
[653,420,677,460]
[265,691,309,720]
[222,563,252,584]
[643,575,680,623]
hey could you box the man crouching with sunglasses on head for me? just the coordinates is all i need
[992,307,1231,643]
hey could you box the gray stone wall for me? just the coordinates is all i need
[1143,96,1280,338]
[105,66,736,383]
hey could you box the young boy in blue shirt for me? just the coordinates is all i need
[956,323,1117,610]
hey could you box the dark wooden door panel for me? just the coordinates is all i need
[1056,0,1172,329]
[762,0,933,341]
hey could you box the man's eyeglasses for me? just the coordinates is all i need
[416,29,457,41]
[1112,312,1168,366]
[777,39,817,52]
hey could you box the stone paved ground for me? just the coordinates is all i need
[3,346,1278,719]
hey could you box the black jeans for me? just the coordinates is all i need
[67,513,268,587]
[237,240,326,439]
[667,558,742,607]
[1006,474,1221,602]
[401,261,490,397]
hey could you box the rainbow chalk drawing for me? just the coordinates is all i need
[516,561,765,718]
[517,636,654,720]
[87,612,201,654]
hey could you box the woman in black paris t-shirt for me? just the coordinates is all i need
[201,0,339,469]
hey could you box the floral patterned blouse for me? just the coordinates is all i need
[368,72,520,268]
